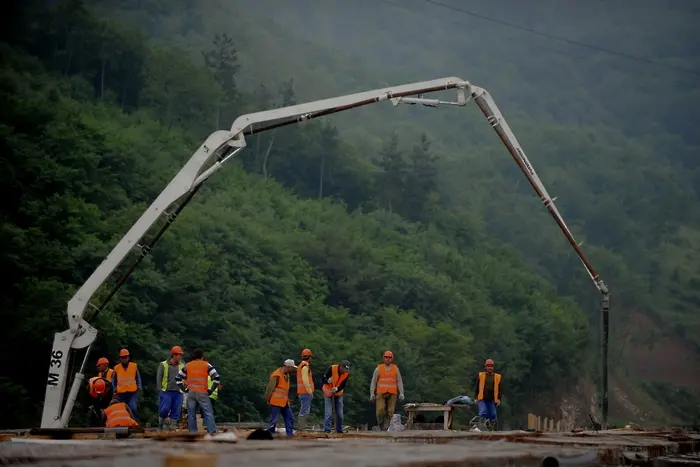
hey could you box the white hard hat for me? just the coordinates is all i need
[284,359,298,368]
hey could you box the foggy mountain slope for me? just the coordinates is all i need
[88,0,700,373]
[239,0,700,144]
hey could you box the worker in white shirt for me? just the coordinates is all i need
[369,350,405,430]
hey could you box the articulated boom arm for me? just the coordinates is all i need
[42,76,610,429]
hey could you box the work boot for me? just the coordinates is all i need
[376,414,385,431]
[297,415,308,432]
[158,418,167,431]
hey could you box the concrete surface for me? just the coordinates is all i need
[1,429,698,466]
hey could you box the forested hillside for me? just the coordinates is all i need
[2,0,699,430]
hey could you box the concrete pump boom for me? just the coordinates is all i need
[41,77,610,430]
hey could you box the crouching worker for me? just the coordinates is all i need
[103,397,139,428]
[87,377,113,427]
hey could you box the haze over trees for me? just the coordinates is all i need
[1,0,698,429]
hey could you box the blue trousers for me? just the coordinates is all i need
[324,395,344,433]
[268,405,294,436]
[298,394,312,417]
[118,391,139,420]
[187,391,216,433]
[478,400,497,421]
[159,390,183,421]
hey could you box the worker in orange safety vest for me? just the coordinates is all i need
[103,397,139,428]
[322,360,350,434]
[176,348,220,434]
[473,358,502,424]
[369,350,405,430]
[266,359,297,437]
[296,348,314,431]
[112,348,142,419]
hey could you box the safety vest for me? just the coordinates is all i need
[376,363,398,395]
[268,368,290,407]
[185,360,210,394]
[114,362,138,394]
[296,360,314,394]
[322,364,348,397]
[208,376,219,400]
[104,402,139,427]
[161,360,185,392]
[477,372,501,404]
[99,368,114,381]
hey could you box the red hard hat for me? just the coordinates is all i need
[89,378,107,398]
[301,348,312,357]
[96,357,109,366]
[171,346,183,355]
[383,350,394,358]
[119,349,130,357]
[485,359,495,366]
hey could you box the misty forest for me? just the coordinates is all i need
[1,0,699,429]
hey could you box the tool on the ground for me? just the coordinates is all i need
[40,76,609,429]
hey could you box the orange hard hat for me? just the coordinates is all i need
[301,348,312,357]
[485,359,495,366]
[119,349,130,357]
[96,357,109,366]
[171,346,183,355]
[89,378,107,398]
[383,350,394,358]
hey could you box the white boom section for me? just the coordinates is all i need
[41,76,608,429]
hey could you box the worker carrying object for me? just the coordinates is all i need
[266,359,297,437]
[156,345,184,431]
[322,360,350,434]
[369,350,405,431]
[112,349,142,419]
[103,397,139,428]
[474,358,502,424]
[176,348,220,434]
[296,348,314,431]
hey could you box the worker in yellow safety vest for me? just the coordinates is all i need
[265,359,297,437]
[156,345,184,431]
[112,348,142,419]
[103,397,139,428]
[322,360,350,434]
[473,358,502,424]
[296,348,314,431]
[369,350,405,430]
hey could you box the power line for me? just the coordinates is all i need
[422,0,699,77]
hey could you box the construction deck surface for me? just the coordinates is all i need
[1,429,699,466]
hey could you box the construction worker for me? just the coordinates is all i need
[103,396,139,428]
[176,348,220,434]
[369,350,405,430]
[87,376,113,427]
[474,358,502,424]
[95,357,114,381]
[322,360,350,434]
[156,345,184,431]
[266,359,297,437]
[112,348,142,418]
[296,348,314,431]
